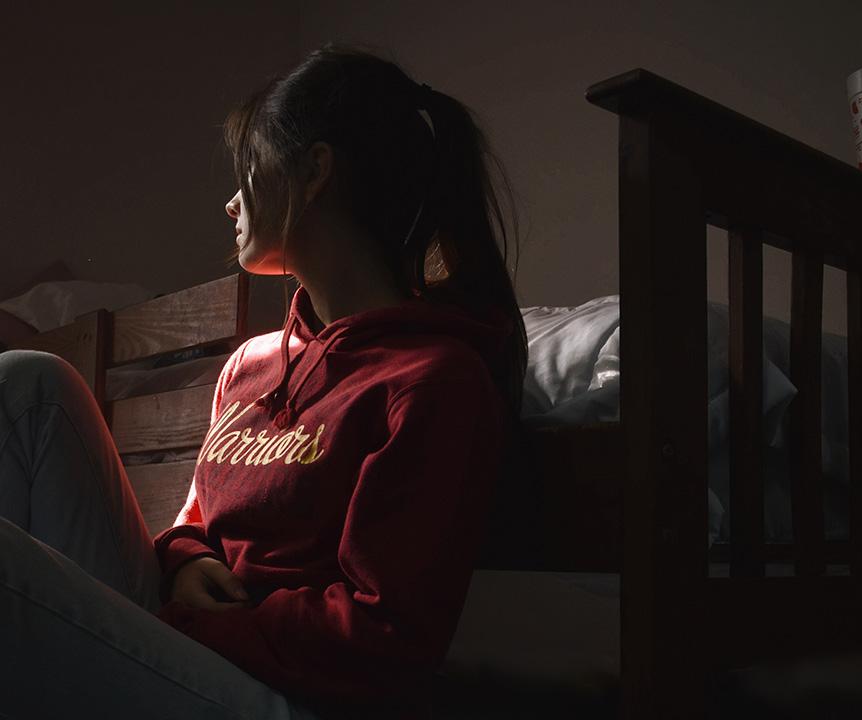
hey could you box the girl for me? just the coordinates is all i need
[0,42,527,719]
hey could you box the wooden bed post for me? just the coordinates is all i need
[849,269,862,581]
[617,109,709,717]
[589,66,862,719]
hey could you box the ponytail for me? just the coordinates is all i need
[223,42,527,419]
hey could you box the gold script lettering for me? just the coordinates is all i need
[208,431,241,464]
[259,430,294,465]
[197,401,254,466]
[197,401,326,468]
[228,428,258,465]
[245,430,273,466]
[298,423,326,464]
[284,425,310,464]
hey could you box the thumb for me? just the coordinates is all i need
[206,562,250,601]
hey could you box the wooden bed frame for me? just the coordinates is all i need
[10,68,862,718]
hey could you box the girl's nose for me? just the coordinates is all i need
[225,191,240,218]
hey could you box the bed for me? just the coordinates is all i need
[5,68,861,718]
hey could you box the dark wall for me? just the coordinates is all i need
[5,0,861,334]
[4,1,306,299]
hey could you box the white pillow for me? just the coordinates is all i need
[0,280,156,332]
[520,296,620,417]
[519,298,799,452]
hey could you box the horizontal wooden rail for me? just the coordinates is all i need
[103,352,231,403]
[110,383,215,454]
[111,274,247,364]
[709,541,852,565]
[585,68,862,270]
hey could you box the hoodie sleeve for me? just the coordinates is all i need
[156,374,507,707]
[152,341,247,603]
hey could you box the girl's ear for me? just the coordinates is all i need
[302,141,336,207]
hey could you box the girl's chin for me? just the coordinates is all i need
[237,251,278,275]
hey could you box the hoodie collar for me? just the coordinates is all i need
[255,284,512,429]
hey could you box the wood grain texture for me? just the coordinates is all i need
[10,309,110,418]
[126,460,197,537]
[111,274,244,364]
[103,352,231,403]
[110,383,215,454]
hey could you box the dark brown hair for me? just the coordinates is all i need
[221,42,527,419]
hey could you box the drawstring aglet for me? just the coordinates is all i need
[273,406,292,429]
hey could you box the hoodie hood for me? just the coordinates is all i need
[255,284,513,429]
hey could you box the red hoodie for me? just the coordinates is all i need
[153,283,512,719]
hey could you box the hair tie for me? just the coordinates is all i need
[402,81,438,247]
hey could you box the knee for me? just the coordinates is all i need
[0,350,85,400]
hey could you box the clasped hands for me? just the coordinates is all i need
[170,556,253,612]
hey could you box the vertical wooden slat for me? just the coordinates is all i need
[74,308,111,420]
[789,248,825,577]
[619,112,708,719]
[728,227,765,577]
[848,269,862,580]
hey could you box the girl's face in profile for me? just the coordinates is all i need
[225,185,282,274]
[225,187,249,247]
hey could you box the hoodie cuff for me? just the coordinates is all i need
[155,535,221,605]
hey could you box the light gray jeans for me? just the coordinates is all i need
[0,349,321,720]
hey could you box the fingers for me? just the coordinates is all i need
[179,587,251,612]
[208,599,254,613]
[169,556,253,611]
[201,559,250,601]
[181,586,223,611]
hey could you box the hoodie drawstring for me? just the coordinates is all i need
[251,284,511,431]
[255,314,298,412]
[259,320,349,430]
